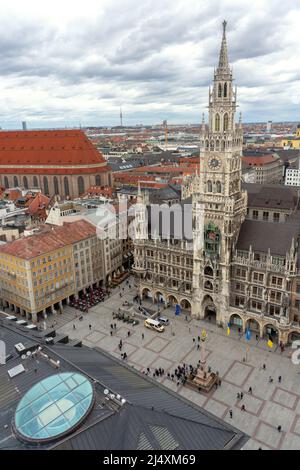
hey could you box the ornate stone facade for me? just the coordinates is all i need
[133,22,300,345]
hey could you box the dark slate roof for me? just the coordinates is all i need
[148,185,181,203]
[243,183,299,210]
[0,320,247,451]
[236,219,300,255]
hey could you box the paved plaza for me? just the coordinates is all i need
[47,277,300,450]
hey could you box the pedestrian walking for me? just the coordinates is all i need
[256,334,259,341]
[142,333,144,340]
[236,392,240,400]
[110,331,113,336]
[240,392,244,399]
[248,387,253,394]
[89,324,92,331]
[198,336,200,342]
[278,375,282,383]
[269,376,273,383]
[73,324,76,330]
[262,363,266,370]
[114,323,117,330]
[197,344,200,350]
[241,404,246,412]
[229,409,233,419]
[193,338,195,343]
[128,330,130,337]
[277,425,282,432]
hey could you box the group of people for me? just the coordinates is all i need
[70,287,109,312]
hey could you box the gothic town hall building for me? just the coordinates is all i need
[133,22,300,346]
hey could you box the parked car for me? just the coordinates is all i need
[144,318,164,333]
[158,316,170,326]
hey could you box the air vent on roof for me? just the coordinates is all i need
[8,364,25,378]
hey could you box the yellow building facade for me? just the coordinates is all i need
[0,245,75,322]
[281,124,300,149]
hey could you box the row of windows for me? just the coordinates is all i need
[3,174,109,195]
[235,269,284,287]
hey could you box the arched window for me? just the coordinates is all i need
[95,175,101,186]
[207,180,212,192]
[13,176,18,187]
[215,140,220,150]
[64,177,69,197]
[204,266,213,277]
[43,176,49,195]
[221,140,226,151]
[223,113,229,132]
[218,83,222,98]
[216,181,221,193]
[33,176,38,188]
[224,82,228,97]
[23,176,28,189]
[78,176,85,195]
[210,140,214,150]
[205,140,209,149]
[204,280,213,291]
[215,113,220,132]
[4,176,9,188]
[53,176,59,195]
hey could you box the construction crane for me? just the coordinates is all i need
[163,119,168,148]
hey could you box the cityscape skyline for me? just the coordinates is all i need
[0,0,299,128]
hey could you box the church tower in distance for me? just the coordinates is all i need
[192,21,247,323]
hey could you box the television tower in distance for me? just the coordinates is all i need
[120,107,123,127]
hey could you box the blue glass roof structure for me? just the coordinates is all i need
[14,372,94,442]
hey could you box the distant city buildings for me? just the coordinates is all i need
[281,124,300,149]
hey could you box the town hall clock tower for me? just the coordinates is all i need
[191,21,247,323]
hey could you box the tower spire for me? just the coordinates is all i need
[218,20,229,70]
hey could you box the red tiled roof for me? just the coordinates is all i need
[0,129,111,175]
[27,193,51,216]
[242,155,276,166]
[0,219,96,259]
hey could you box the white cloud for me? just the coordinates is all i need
[0,0,298,127]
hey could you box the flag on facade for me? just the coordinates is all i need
[175,304,181,316]
[227,322,230,335]
[267,336,273,348]
[245,328,251,341]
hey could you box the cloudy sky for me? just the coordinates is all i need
[0,0,299,128]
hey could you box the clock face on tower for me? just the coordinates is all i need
[208,157,221,170]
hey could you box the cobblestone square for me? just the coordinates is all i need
[45,278,300,450]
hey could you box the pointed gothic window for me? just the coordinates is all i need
[216,181,221,193]
[4,176,9,188]
[205,140,209,149]
[33,176,38,188]
[224,82,228,97]
[215,114,220,132]
[78,176,85,195]
[43,176,49,195]
[218,83,222,98]
[14,176,19,187]
[207,180,212,192]
[223,113,229,131]
[64,177,70,197]
[23,176,28,189]
[53,176,59,195]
